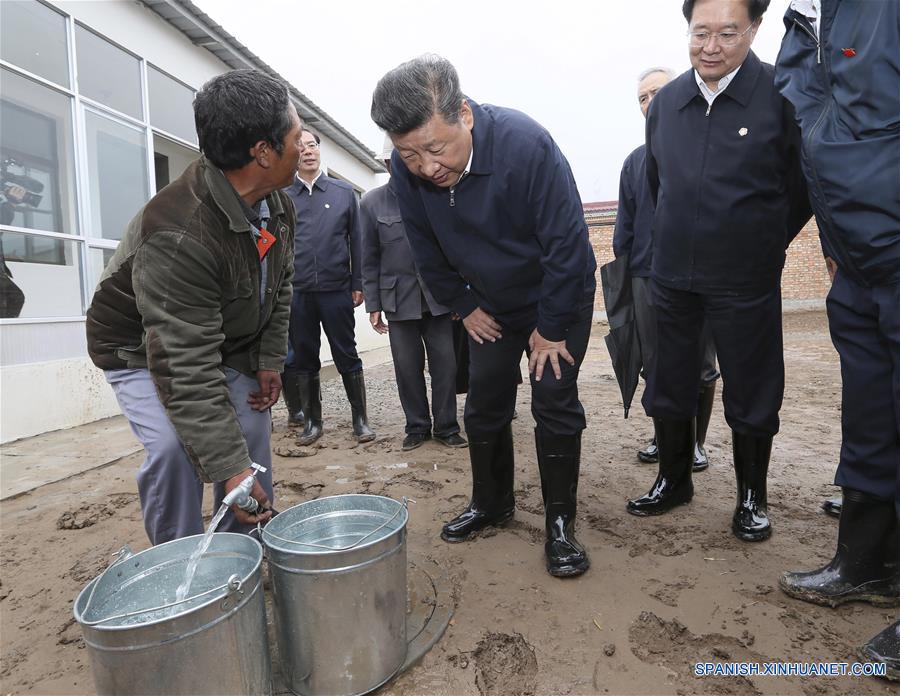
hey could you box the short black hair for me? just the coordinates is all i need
[371,54,463,135]
[301,129,321,145]
[682,0,770,22]
[193,69,294,171]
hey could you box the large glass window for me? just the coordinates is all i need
[148,67,197,145]
[75,24,142,119]
[86,246,116,295]
[1,232,83,318]
[152,135,198,192]
[0,68,78,236]
[84,111,149,241]
[0,0,69,87]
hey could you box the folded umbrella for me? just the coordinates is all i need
[600,253,642,418]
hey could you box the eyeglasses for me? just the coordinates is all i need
[688,24,754,48]
[300,141,319,151]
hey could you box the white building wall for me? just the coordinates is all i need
[0,0,386,443]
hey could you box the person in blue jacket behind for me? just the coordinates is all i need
[775,0,900,679]
[613,66,720,472]
[627,0,811,543]
[370,55,597,578]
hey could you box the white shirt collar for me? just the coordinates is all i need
[694,63,742,106]
[453,145,474,188]
[298,170,322,194]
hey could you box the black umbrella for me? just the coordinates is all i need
[600,253,643,418]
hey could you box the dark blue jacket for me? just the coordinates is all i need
[283,174,362,292]
[646,51,811,293]
[390,100,596,342]
[613,144,654,277]
[775,0,900,287]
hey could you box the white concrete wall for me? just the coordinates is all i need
[0,358,121,443]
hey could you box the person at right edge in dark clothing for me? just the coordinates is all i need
[775,0,900,679]
[628,0,812,543]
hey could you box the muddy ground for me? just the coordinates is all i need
[1,310,897,695]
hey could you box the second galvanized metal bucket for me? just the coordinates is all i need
[262,494,408,696]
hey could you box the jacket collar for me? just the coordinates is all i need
[202,156,286,234]
[466,99,494,175]
[674,49,762,110]
[288,172,328,195]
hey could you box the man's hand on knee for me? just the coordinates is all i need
[528,329,574,381]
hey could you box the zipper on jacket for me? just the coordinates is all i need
[705,103,712,117]
[793,16,821,64]
[449,186,456,207]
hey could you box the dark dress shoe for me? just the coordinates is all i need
[401,432,431,451]
[434,433,468,448]
[693,442,709,472]
[859,621,900,682]
[821,497,842,518]
[637,437,658,463]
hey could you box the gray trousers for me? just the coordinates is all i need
[106,367,274,545]
[388,312,460,437]
[633,275,719,387]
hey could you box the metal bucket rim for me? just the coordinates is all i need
[261,493,408,555]
[73,532,263,631]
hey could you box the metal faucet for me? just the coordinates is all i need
[221,463,267,514]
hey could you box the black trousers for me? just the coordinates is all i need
[388,312,460,437]
[827,271,900,519]
[288,290,362,376]
[643,280,783,437]
[464,291,594,438]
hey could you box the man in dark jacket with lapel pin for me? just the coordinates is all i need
[360,137,466,452]
[371,54,597,577]
[627,0,810,544]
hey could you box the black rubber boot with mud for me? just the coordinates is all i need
[297,373,323,446]
[536,428,590,577]
[281,367,305,427]
[627,418,694,516]
[731,431,773,541]
[779,488,900,607]
[342,370,376,443]
[693,382,715,471]
[859,621,900,682]
[441,424,515,542]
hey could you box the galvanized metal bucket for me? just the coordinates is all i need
[73,533,271,695]
[262,494,409,696]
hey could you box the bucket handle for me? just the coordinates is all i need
[80,566,245,627]
[262,497,414,551]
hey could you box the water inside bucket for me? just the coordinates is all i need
[263,495,406,552]
[78,542,256,628]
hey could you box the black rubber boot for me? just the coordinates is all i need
[536,428,589,577]
[693,382,715,472]
[297,373,323,446]
[821,497,842,518]
[627,418,694,516]
[441,424,515,542]
[637,436,658,463]
[281,368,305,427]
[859,621,900,682]
[342,370,376,443]
[779,488,900,607]
[731,431,773,541]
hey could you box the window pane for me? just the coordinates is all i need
[86,246,116,294]
[0,68,78,236]
[0,0,69,87]
[0,232,82,318]
[84,111,149,241]
[75,25,142,119]
[148,67,197,144]
[153,135,198,191]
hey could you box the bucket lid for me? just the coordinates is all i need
[262,494,408,554]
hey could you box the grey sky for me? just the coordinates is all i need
[194,0,788,202]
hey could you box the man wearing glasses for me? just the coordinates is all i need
[282,130,375,446]
[627,0,810,544]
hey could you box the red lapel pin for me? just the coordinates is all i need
[842,48,857,57]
